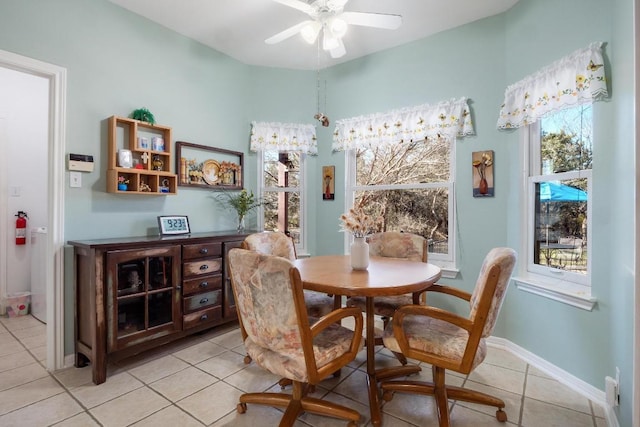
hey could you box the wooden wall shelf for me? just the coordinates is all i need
[107,116,178,195]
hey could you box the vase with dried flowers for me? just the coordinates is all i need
[219,161,240,185]
[339,205,383,270]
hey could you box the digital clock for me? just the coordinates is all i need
[157,215,190,235]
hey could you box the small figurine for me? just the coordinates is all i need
[314,113,330,127]
[127,271,142,291]
[152,155,163,171]
[139,182,152,192]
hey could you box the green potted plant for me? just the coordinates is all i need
[215,189,265,232]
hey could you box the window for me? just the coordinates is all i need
[346,137,455,265]
[526,105,591,288]
[257,150,307,253]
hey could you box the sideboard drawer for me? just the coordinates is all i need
[183,290,221,313]
[183,242,222,260]
[183,258,222,278]
[182,274,222,296]
[183,306,222,330]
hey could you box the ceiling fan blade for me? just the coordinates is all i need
[265,20,312,44]
[272,0,314,14]
[341,11,402,30]
[330,38,346,58]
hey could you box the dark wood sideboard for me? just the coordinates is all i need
[69,231,251,384]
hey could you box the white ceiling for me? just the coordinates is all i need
[107,0,519,70]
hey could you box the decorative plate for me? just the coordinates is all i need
[202,159,220,185]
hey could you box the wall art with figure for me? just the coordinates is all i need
[472,150,494,197]
[322,165,335,200]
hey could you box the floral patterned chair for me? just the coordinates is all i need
[228,248,364,427]
[346,231,427,364]
[240,232,336,379]
[242,231,335,318]
[380,247,517,427]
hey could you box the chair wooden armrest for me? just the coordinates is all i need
[422,284,472,302]
[310,307,364,348]
[393,304,472,332]
[308,306,364,381]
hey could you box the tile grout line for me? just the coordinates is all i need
[517,363,529,427]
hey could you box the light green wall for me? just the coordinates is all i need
[0,1,634,424]
[501,1,634,426]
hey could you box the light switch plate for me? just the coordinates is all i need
[70,171,82,188]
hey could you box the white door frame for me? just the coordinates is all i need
[0,50,66,371]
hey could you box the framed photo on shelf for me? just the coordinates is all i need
[175,141,243,190]
[136,137,150,150]
[157,215,190,235]
[151,137,165,152]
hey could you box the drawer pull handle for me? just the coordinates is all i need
[199,248,208,254]
[200,297,209,304]
[200,314,208,321]
[199,281,208,288]
[199,264,209,271]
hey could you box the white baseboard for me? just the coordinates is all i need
[487,336,620,427]
[63,354,75,369]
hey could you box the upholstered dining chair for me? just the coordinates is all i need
[346,231,427,364]
[228,248,364,427]
[242,231,335,318]
[241,232,339,389]
[379,247,517,426]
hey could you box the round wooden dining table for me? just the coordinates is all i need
[294,255,442,426]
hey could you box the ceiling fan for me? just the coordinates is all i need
[265,0,402,59]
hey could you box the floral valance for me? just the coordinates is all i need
[250,121,317,155]
[496,42,608,130]
[331,97,473,151]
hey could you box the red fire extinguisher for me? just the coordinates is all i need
[15,211,28,245]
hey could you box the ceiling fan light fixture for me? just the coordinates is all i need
[300,21,321,44]
[322,30,340,51]
[327,0,348,10]
[328,17,348,38]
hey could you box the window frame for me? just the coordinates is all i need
[514,119,595,310]
[344,139,458,275]
[256,150,308,255]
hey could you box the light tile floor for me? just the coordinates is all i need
[0,315,606,426]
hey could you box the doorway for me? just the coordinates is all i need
[0,49,66,371]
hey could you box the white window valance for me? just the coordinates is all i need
[331,97,473,151]
[496,42,608,130]
[250,121,317,155]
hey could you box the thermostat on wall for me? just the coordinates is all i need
[68,153,94,172]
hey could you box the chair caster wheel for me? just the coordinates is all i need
[278,378,292,389]
[382,391,394,402]
[243,355,252,364]
[333,369,341,378]
[237,403,247,414]
[496,409,507,422]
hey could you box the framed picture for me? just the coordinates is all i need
[136,137,150,150]
[151,137,165,152]
[322,165,335,200]
[175,141,243,190]
[472,150,494,197]
[157,215,190,235]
